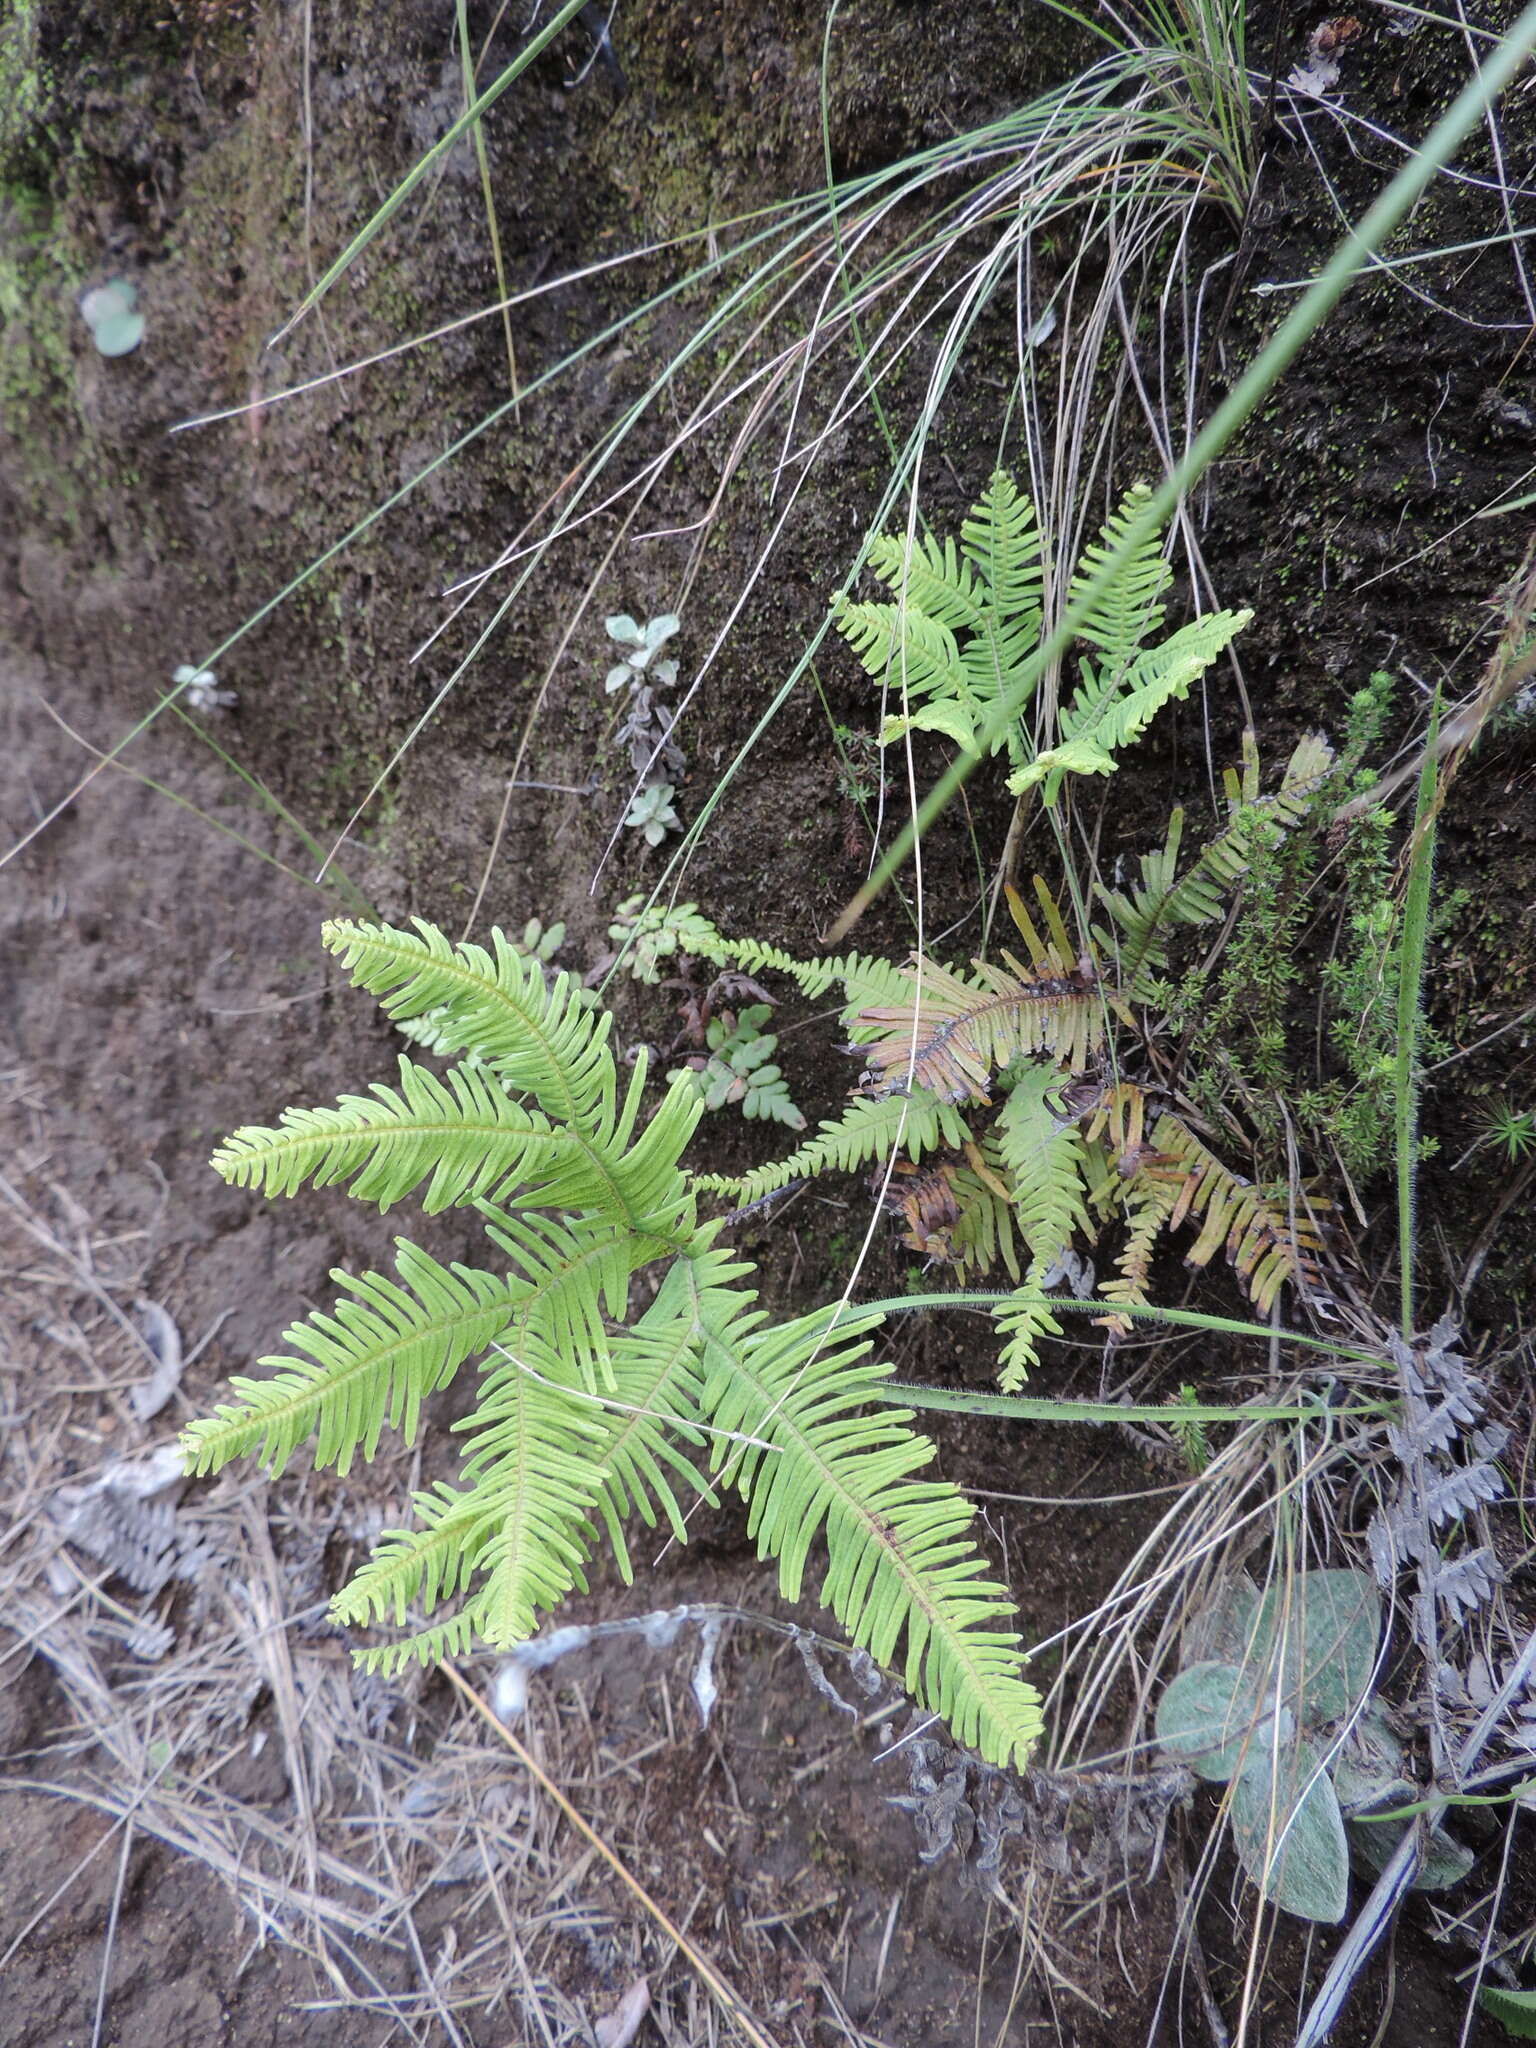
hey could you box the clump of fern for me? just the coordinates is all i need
[182,919,1043,1769]
[616,735,1334,1391]
[832,472,1251,801]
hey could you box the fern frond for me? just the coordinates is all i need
[948,1143,1021,1281]
[1064,483,1173,654]
[322,918,613,1128]
[692,1087,969,1202]
[992,1264,1066,1390]
[1097,1174,1179,1334]
[330,1354,609,1665]
[835,474,1046,763]
[995,1064,1092,1263]
[1094,733,1335,991]
[212,1055,576,1214]
[695,1295,1043,1767]
[960,471,1045,658]
[1150,1112,1327,1316]
[857,953,1105,1102]
[181,1242,517,1477]
[1012,608,1252,804]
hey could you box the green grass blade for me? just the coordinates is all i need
[269,0,590,347]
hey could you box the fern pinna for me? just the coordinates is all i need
[183,919,1043,1768]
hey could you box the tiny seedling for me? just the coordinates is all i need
[624,782,681,846]
[1156,1569,1471,1921]
[81,277,145,356]
[175,663,236,713]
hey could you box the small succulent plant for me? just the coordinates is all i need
[624,782,681,847]
[603,611,680,694]
[1156,1568,1472,1921]
[81,278,146,357]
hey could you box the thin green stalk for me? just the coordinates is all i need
[880,1383,1393,1426]
[457,0,519,405]
[854,1289,1385,1363]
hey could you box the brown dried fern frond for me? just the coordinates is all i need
[1147,1109,1328,1316]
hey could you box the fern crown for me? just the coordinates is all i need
[184,917,1044,1769]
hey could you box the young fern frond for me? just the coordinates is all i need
[833,473,1247,795]
[833,473,1045,767]
[695,1294,1043,1767]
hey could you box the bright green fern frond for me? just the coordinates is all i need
[1011,607,1252,805]
[995,1065,1092,1260]
[960,471,1045,653]
[330,1359,609,1667]
[323,918,612,1129]
[695,1297,1042,1767]
[181,1241,517,1477]
[992,1263,1067,1390]
[212,1055,571,1214]
[834,474,1046,764]
[692,1087,969,1203]
[1064,483,1173,654]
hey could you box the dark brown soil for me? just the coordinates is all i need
[5,1,1536,2043]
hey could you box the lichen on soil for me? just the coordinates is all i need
[4,1,1536,2043]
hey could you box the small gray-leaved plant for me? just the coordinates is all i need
[175,663,237,714]
[669,1003,806,1130]
[81,277,146,357]
[603,612,680,694]
[1156,1569,1471,1922]
[625,782,681,847]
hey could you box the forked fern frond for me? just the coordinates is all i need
[695,1294,1043,1766]
[833,473,1044,766]
[332,1343,611,1665]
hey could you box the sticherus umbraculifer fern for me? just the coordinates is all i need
[831,472,1252,801]
[182,920,1044,1767]
[637,731,1334,1388]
